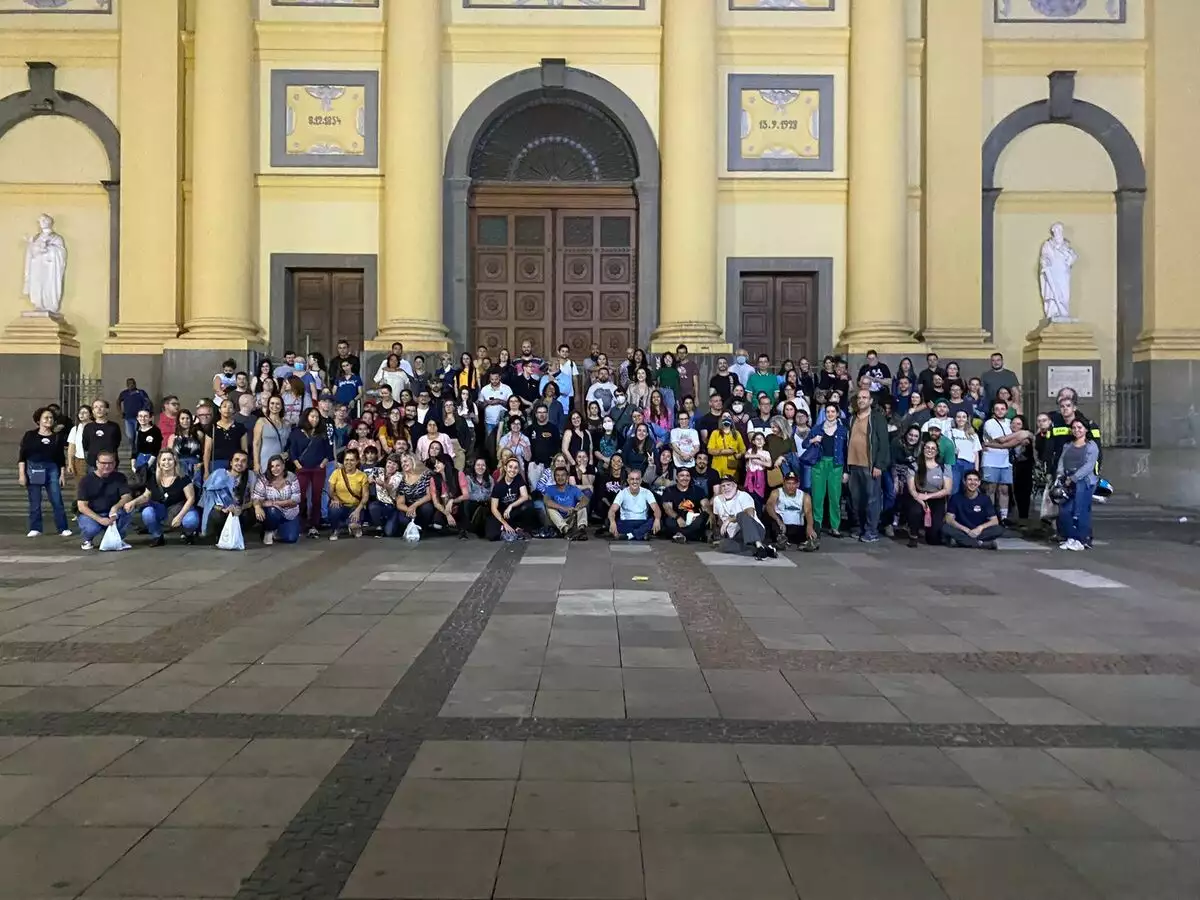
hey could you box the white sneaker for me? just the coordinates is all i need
[26,530,40,538]
[118,542,132,551]
[329,531,339,541]
[263,530,275,546]
[59,529,72,537]
[1059,539,1082,551]
[80,540,93,550]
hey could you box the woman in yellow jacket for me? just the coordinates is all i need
[706,414,746,480]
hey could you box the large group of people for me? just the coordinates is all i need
[16,342,1102,556]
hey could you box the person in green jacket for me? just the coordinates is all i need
[924,422,958,468]
[745,353,780,403]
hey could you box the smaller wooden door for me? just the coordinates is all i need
[738,273,817,363]
[291,270,364,358]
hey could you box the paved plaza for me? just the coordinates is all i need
[0,529,1198,899]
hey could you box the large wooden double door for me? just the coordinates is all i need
[290,270,365,358]
[738,273,817,364]
[470,187,636,361]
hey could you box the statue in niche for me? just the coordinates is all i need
[1039,221,1077,323]
[23,213,67,316]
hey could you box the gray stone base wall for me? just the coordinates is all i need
[162,349,261,411]
[1134,359,1200,450]
[0,352,78,429]
[101,353,164,405]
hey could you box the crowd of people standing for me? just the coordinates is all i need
[16,341,1102,555]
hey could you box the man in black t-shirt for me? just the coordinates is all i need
[82,399,123,467]
[525,404,561,487]
[333,340,361,377]
[76,451,133,550]
[659,468,709,543]
[857,350,893,401]
[696,394,725,445]
[708,357,740,404]
[513,360,543,410]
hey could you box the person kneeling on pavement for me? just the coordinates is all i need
[124,449,200,546]
[765,471,818,551]
[607,469,662,541]
[76,451,133,551]
[202,450,256,541]
[943,470,1004,550]
[659,467,709,544]
[542,465,590,540]
[712,475,777,560]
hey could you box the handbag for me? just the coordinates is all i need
[217,514,245,551]
[26,462,47,486]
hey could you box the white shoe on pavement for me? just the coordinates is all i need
[59,529,72,537]
[26,530,40,538]
[80,540,93,550]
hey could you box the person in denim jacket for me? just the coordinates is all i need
[802,403,848,537]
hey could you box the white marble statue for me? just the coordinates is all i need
[23,213,67,316]
[1039,221,1077,323]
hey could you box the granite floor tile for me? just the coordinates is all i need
[1151,749,1200,783]
[407,741,525,780]
[494,829,644,900]
[641,832,797,900]
[101,738,249,777]
[782,671,881,696]
[623,690,720,718]
[187,685,305,714]
[976,697,1100,725]
[218,738,351,777]
[95,683,218,713]
[510,780,638,830]
[379,778,515,830]
[1049,839,1200,900]
[532,689,626,718]
[50,662,167,687]
[32,775,204,827]
[0,825,147,899]
[0,774,83,826]
[945,748,1090,792]
[735,745,863,786]
[282,686,390,716]
[635,781,767,832]
[778,833,949,900]
[87,826,280,899]
[538,665,624,691]
[0,736,142,777]
[0,684,123,712]
[520,741,632,781]
[1110,789,1200,840]
[441,689,535,717]
[1047,749,1197,790]
[631,742,745,782]
[163,775,320,826]
[840,746,974,787]
[343,829,505,898]
[995,788,1158,839]
[803,694,908,722]
[873,786,1025,838]
[754,782,897,835]
[621,667,709,693]
[914,837,1102,900]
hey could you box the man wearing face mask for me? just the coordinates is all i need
[729,349,755,389]
[713,475,777,560]
[728,397,751,436]
[609,389,634,437]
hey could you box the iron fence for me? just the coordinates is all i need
[60,373,104,414]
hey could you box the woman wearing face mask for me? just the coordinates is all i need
[590,454,627,532]
[706,414,746,480]
[594,415,620,470]
[712,475,776,559]
[803,403,848,538]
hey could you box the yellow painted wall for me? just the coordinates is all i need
[716,188,847,341]
[0,116,112,372]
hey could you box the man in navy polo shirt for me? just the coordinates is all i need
[944,470,1004,550]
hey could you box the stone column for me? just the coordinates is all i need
[175,0,260,347]
[103,0,183,395]
[920,0,992,362]
[839,0,921,356]
[651,0,725,352]
[372,0,449,352]
[1135,0,1200,455]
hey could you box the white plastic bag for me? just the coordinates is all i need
[98,523,126,552]
[1038,486,1057,521]
[403,520,421,543]
[216,514,245,551]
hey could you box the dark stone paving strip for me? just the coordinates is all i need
[0,710,376,740]
[233,543,525,900]
[427,716,1200,750]
[0,544,371,664]
[656,544,770,668]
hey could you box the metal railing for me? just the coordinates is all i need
[60,373,105,414]
[1100,379,1146,448]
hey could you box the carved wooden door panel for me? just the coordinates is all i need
[555,210,636,361]
[291,270,364,358]
[470,210,553,360]
[775,275,814,363]
[738,275,773,363]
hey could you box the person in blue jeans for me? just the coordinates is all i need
[18,407,71,538]
[124,450,200,546]
[252,454,302,544]
[1055,418,1100,551]
[75,451,134,550]
[117,378,151,455]
[606,469,662,541]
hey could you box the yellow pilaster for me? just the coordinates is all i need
[651,0,725,352]
[839,0,922,354]
[174,0,261,347]
[1134,0,1200,361]
[920,0,992,356]
[370,0,449,352]
[106,0,183,352]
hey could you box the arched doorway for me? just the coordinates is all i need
[468,94,638,361]
[444,63,660,356]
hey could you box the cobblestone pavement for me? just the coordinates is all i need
[0,533,1198,898]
